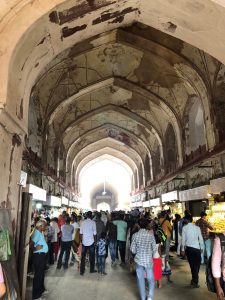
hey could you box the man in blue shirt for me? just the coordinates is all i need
[31,219,49,300]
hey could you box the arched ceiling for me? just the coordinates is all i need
[71,137,144,180]
[75,149,137,189]
[2,0,225,195]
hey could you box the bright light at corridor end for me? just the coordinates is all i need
[78,159,132,211]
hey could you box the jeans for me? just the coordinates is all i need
[80,243,95,274]
[48,242,55,265]
[186,247,201,284]
[98,255,106,273]
[32,253,46,299]
[136,264,154,300]
[177,234,182,255]
[109,240,117,262]
[57,241,72,268]
[165,237,170,260]
[116,240,126,263]
[201,239,211,263]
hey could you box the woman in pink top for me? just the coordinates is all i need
[212,234,225,300]
[0,263,6,297]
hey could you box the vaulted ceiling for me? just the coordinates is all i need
[2,0,225,195]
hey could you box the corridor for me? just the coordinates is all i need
[26,256,216,300]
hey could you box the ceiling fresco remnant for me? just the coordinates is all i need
[2,0,225,211]
[24,17,225,194]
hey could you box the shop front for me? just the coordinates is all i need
[23,183,47,213]
[207,177,225,232]
[179,185,210,221]
[161,190,184,217]
[44,195,62,217]
[149,197,162,217]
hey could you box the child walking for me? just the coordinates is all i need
[97,232,107,275]
[153,237,162,288]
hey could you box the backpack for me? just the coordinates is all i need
[206,233,225,293]
[155,220,167,243]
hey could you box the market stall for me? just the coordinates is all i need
[179,185,210,221]
[149,197,162,217]
[207,177,225,232]
[44,195,62,217]
[23,183,47,212]
[161,190,184,217]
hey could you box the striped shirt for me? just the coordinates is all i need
[131,229,157,267]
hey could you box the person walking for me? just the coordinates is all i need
[159,211,172,260]
[106,213,117,266]
[95,212,105,241]
[45,217,55,266]
[70,215,80,266]
[80,211,97,275]
[131,218,157,300]
[97,232,107,275]
[50,217,60,262]
[181,215,204,288]
[57,216,74,269]
[173,214,181,253]
[196,212,213,264]
[212,231,225,300]
[113,214,127,265]
[31,219,49,300]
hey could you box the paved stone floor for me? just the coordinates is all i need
[26,255,217,300]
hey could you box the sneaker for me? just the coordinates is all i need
[42,290,49,295]
[102,272,107,275]
[90,270,97,273]
[27,272,34,279]
[34,297,45,300]
[147,298,152,300]
[191,281,200,288]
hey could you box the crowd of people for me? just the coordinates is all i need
[28,209,225,300]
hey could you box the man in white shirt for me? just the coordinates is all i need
[181,215,204,288]
[80,211,97,275]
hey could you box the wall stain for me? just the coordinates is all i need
[37,37,46,46]
[134,53,181,88]
[7,135,21,207]
[92,7,139,25]
[109,15,124,24]
[16,98,24,120]
[61,24,87,39]
[49,0,116,25]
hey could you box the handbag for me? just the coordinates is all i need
[0,230,11,262]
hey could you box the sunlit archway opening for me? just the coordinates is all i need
[78,155,132,211]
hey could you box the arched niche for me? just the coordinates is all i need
[184,96,206,156]
[164,123,178,173]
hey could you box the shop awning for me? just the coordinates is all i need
[136,201,143,207]
[23,184,46,201]
[161,191,179,203]
[61,196,69,206]
[149,198,161,207]
[179,185,210,202]
[143,200,150,208]
[210,177,225,194]
[46,196,61,207]
[69,201,77,208]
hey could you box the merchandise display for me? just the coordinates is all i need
[207,203,225,233]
